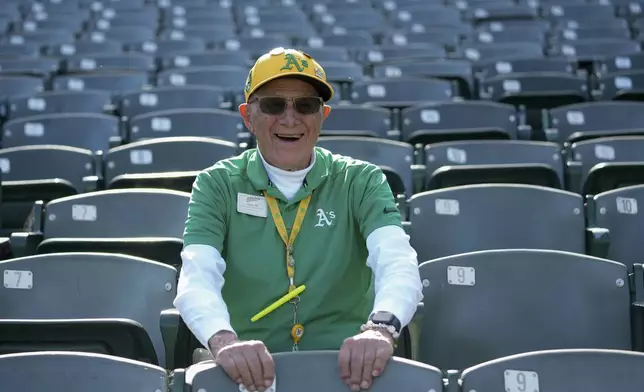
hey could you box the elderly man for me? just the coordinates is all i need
[174,47,423,392]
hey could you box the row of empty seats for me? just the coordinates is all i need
[4,349,644,392]
[2,249,644,371]
[5,183,644,271]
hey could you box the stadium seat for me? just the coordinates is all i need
[156,65,248,104]
[460,349,644,392]
[0,252,177,367]
[158,50,253,70]
[479,73,590,110]
[589,185,644,270]
[0,75,44,99]
[83,27,156,46]
[401,101,521,145]
[594,71,644,101]
[179,351,443,392]
[351,77,454,108]
[476,57,579,79]
[547,102,644,145]
[52,72,150,97]
[128,108,249,145]
[63,53,156,73]
[0,352,168,391]
[568,136,644,194]
[119,86,230,120]
[373,59,475,98]
[0,145,95,235]
[10,189,189,265]
[0,43,40,58]
[5,30,75,46]
[127,38,206,56]
[103,136,239,191]
[423,140,564,190]
[321,105,393,138]
[7,90,111,119]
[44,40,124,58]
[548,39,640,62]
[316,136,415,197]
[416,249,632,370]
[0,57,59,77]
[2,113,121,152]
[408,184,598,261]
[595,52,644,76]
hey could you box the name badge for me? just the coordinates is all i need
[237,192,267,218]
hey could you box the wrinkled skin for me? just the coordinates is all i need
[239,78,331,171]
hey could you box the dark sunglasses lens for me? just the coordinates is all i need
[259,97,287,114]
[294,97,322,114]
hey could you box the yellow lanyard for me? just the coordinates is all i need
[264,192,311,351]
[264,193,312,292]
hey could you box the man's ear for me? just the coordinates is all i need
[239,103,252,131]
[322,105,331,119]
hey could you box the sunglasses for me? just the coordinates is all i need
[249,96,324,115]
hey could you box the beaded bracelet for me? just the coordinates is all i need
[360,320,400,340]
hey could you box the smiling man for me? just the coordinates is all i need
[174,47,423,392]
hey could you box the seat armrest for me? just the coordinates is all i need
[586,227,610,259]
[161,308,181,370]
[9,232,43,258]
[411,164,426,194]
[170,368,185,392]
[408,302,424,360]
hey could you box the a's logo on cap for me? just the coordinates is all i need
[244,69,253,93]
[280,53,309,72]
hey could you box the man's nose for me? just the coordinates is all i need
[278,101,300,127]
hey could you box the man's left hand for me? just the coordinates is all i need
[338,329,395,391]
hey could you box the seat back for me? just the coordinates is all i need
[128,108,245,143]
[424,140,564,189]
[571,136,644,191]
[317,137,413,197]
[0,352,168,391]
[186,351,444,392]
[0,253,177,366]
[401,101,517,144]
[104,137,238,190]
[2,113,119,152]
[592,185,644,269]
[461,349,644,392]
[409,184,585,260]
[419,249,632,370]
[42,189,189,239]
[549,102,644,144]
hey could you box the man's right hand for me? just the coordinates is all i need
[209,331,275,392]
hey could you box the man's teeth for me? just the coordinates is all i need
[276,134,301,139]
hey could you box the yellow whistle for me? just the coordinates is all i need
[291,324,304,343]
[251,285,306,322]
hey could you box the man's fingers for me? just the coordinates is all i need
[243,346,265,391]
[257,345,275,387]
[349,342,365,391]
[216,351,242,384]
[372,346,392,377]
[232,352,255,391]
[338,340,352,381]
[360,345,377,389]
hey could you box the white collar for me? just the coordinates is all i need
[257,148,315,178]
[257,148,315,200]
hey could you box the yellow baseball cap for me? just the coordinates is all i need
[244,47,334,103]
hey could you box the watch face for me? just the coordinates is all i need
[372,312,393,324]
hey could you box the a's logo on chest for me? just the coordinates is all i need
[314,208,335,228]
